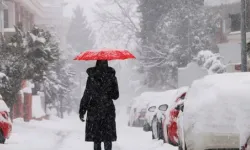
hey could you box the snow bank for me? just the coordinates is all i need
[32,96,46,118]
[184,73,250,144]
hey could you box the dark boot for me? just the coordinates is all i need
[104,142,112,150]
[94,142,101,150]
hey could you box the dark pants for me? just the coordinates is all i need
[94,142,112,150]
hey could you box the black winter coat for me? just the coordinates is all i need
[79,66,119,142]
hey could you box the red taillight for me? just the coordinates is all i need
[170,109,179,119]
[0,112,8,119]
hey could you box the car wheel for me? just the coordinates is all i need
[158,121,164,140]
[178,143,187,150]
[152,117,159,139]
[178,145,183,150]
[0,130,5,144]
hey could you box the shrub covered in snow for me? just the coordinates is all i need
[196,50,226,74]
[0,25,60,110]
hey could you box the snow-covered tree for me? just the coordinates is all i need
[94,0,139,49]
[67,5,96,94]
[26,26,60,83]
[43,58,77,118]
[137,0,220,90]
[67,5,94,53]
[196,50,226,74]
[0,25,60,115]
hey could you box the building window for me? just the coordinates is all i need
[4,9,8,28]
[229,13,241,32]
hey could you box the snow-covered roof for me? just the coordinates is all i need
[204,0,240,6]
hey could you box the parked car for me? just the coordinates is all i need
[178,73,250,150]
[148,88,188,141]
[162,88,188,145]
[128,94,151,127]
[151,103,168,140]
[143,98,169,140]
[162,92,186,146]
[0,95,12,144]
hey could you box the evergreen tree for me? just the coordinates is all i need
[67,5,94,53]
[0,25,60,115]
[43,58,77,118]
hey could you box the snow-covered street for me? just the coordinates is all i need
[0,107,177,150]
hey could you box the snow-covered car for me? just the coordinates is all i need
[162,92,186,146]
[0,96,12,144]
[179,73,250,150]
[128,93,152,127]
[149,87,188,141]
[143,97,169,137]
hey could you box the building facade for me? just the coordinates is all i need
[3,0,44,32]
[1,0,66,49]
[205,1,250,72]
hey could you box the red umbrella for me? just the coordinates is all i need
[74,49,136,61]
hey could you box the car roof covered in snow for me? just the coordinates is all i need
[147,86,189,107]
[184,73,250,133]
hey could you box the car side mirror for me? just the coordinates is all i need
[175,104,184,112]
[159,104,168,111]
[148,106,156,112]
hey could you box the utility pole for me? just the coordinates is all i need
[241,0,248,72]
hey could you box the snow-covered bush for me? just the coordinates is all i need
[196,50,225,74]
[0,25,60,111]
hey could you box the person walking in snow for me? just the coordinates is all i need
[79,60,119,150]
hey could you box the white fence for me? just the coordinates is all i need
[178,62,208,88]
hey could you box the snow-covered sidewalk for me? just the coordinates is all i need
[0,108,177,150]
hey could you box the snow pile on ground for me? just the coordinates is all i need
[32,95,46,118]
[184,73,250,144]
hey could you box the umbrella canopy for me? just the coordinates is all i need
[74,49,136,61]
